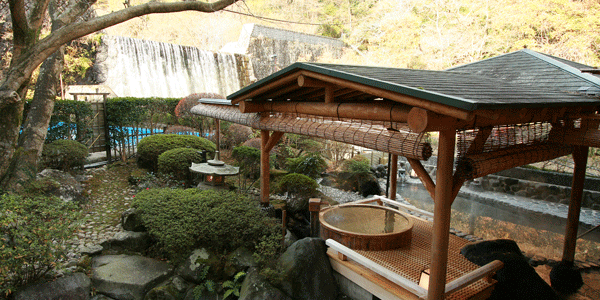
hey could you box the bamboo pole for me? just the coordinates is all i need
[260,130,270,207]
[427,129,456,300]
[562,145,589,262]
[389,154,398,200]
[408,107,592,133]
[239,101,411,123]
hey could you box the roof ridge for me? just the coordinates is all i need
[522,49,600,88]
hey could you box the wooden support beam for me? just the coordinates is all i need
[407,158,436,200]
[389,154,398,200]
[298,75,331,88]
[325,86,334,103]
[239,101,411,123]
[562,145,589,262]
[300,70,473,121]
[231,71,302,104]
[260,130,271,207]
[427,129,456,300]
[265,131,284,152]
[408,107,594,133]
[466,127,492,155]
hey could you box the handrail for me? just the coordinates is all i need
[444,260,503,295]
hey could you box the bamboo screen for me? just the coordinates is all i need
[191,103,432,160]
[455,122,574,180]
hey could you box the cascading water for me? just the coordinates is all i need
[100,36,242,98]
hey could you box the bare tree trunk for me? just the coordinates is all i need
[2,47,64,190]
[0,101,24,186]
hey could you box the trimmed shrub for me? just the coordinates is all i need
[232,146,261,179]
[0,194,80,296]
[336,155,376,193]
[133,189,282,260]
[273,173,319,203]
[41,139,89,171]
[137,134,215,171]
[157,147,207,181]
[285,152,327,179]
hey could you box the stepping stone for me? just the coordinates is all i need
[91,255,172,300]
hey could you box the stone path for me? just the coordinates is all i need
[63,165,133,269]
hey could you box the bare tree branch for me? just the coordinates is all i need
[0,0,239,106]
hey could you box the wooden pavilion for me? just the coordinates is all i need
[191,50,600,299]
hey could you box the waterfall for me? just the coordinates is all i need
[100,36,242,98]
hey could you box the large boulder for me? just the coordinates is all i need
[176,248,224,283]
[224,247,257,278]
[276,237,338,300]
[239,268,292,300]
[36,169,85,202]
[121,208,146,232]
[15,272,91,300]
[460,239,559,300]
[91,255,173,300]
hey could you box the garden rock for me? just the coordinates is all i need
[183,288,219,300]
[224,247,257,277]
[177,248,223,283]
[121,208,146,232]
[101,231,151,252]
[146,275,191,300]
[37,169,85,202]
[91,295,117,300]
[284,230,298,248]
[91,255,173,300]
[239,268,292,300]
[276,237,338,300]
[461,239,559,300]
[80,244,104,256]
[15,272,91,300]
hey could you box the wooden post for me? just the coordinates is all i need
[562,145,589,262]
[260,130,270,207]
[389,154,398,200]
[309,198,322,237]
[427,129,456,300]
[102,94,111,162]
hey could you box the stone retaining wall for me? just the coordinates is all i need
[476,174,600,210]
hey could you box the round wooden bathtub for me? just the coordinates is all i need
[319,204,413,251]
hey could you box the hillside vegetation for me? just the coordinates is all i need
[96,0,600,69]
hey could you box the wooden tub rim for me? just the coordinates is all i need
[319,203,414,238]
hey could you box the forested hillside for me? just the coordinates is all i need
[98,0,600,69]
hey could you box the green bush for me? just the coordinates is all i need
[157,147,207,181]
[285,152,327,179]
[46,100,94,143]
[337,155,375,192]
[232,146,261,179]
[41,139,89,171]
[137,134,215,171]
[133,189,282,260]
[0,194,80,296]
[272,173,319,200]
